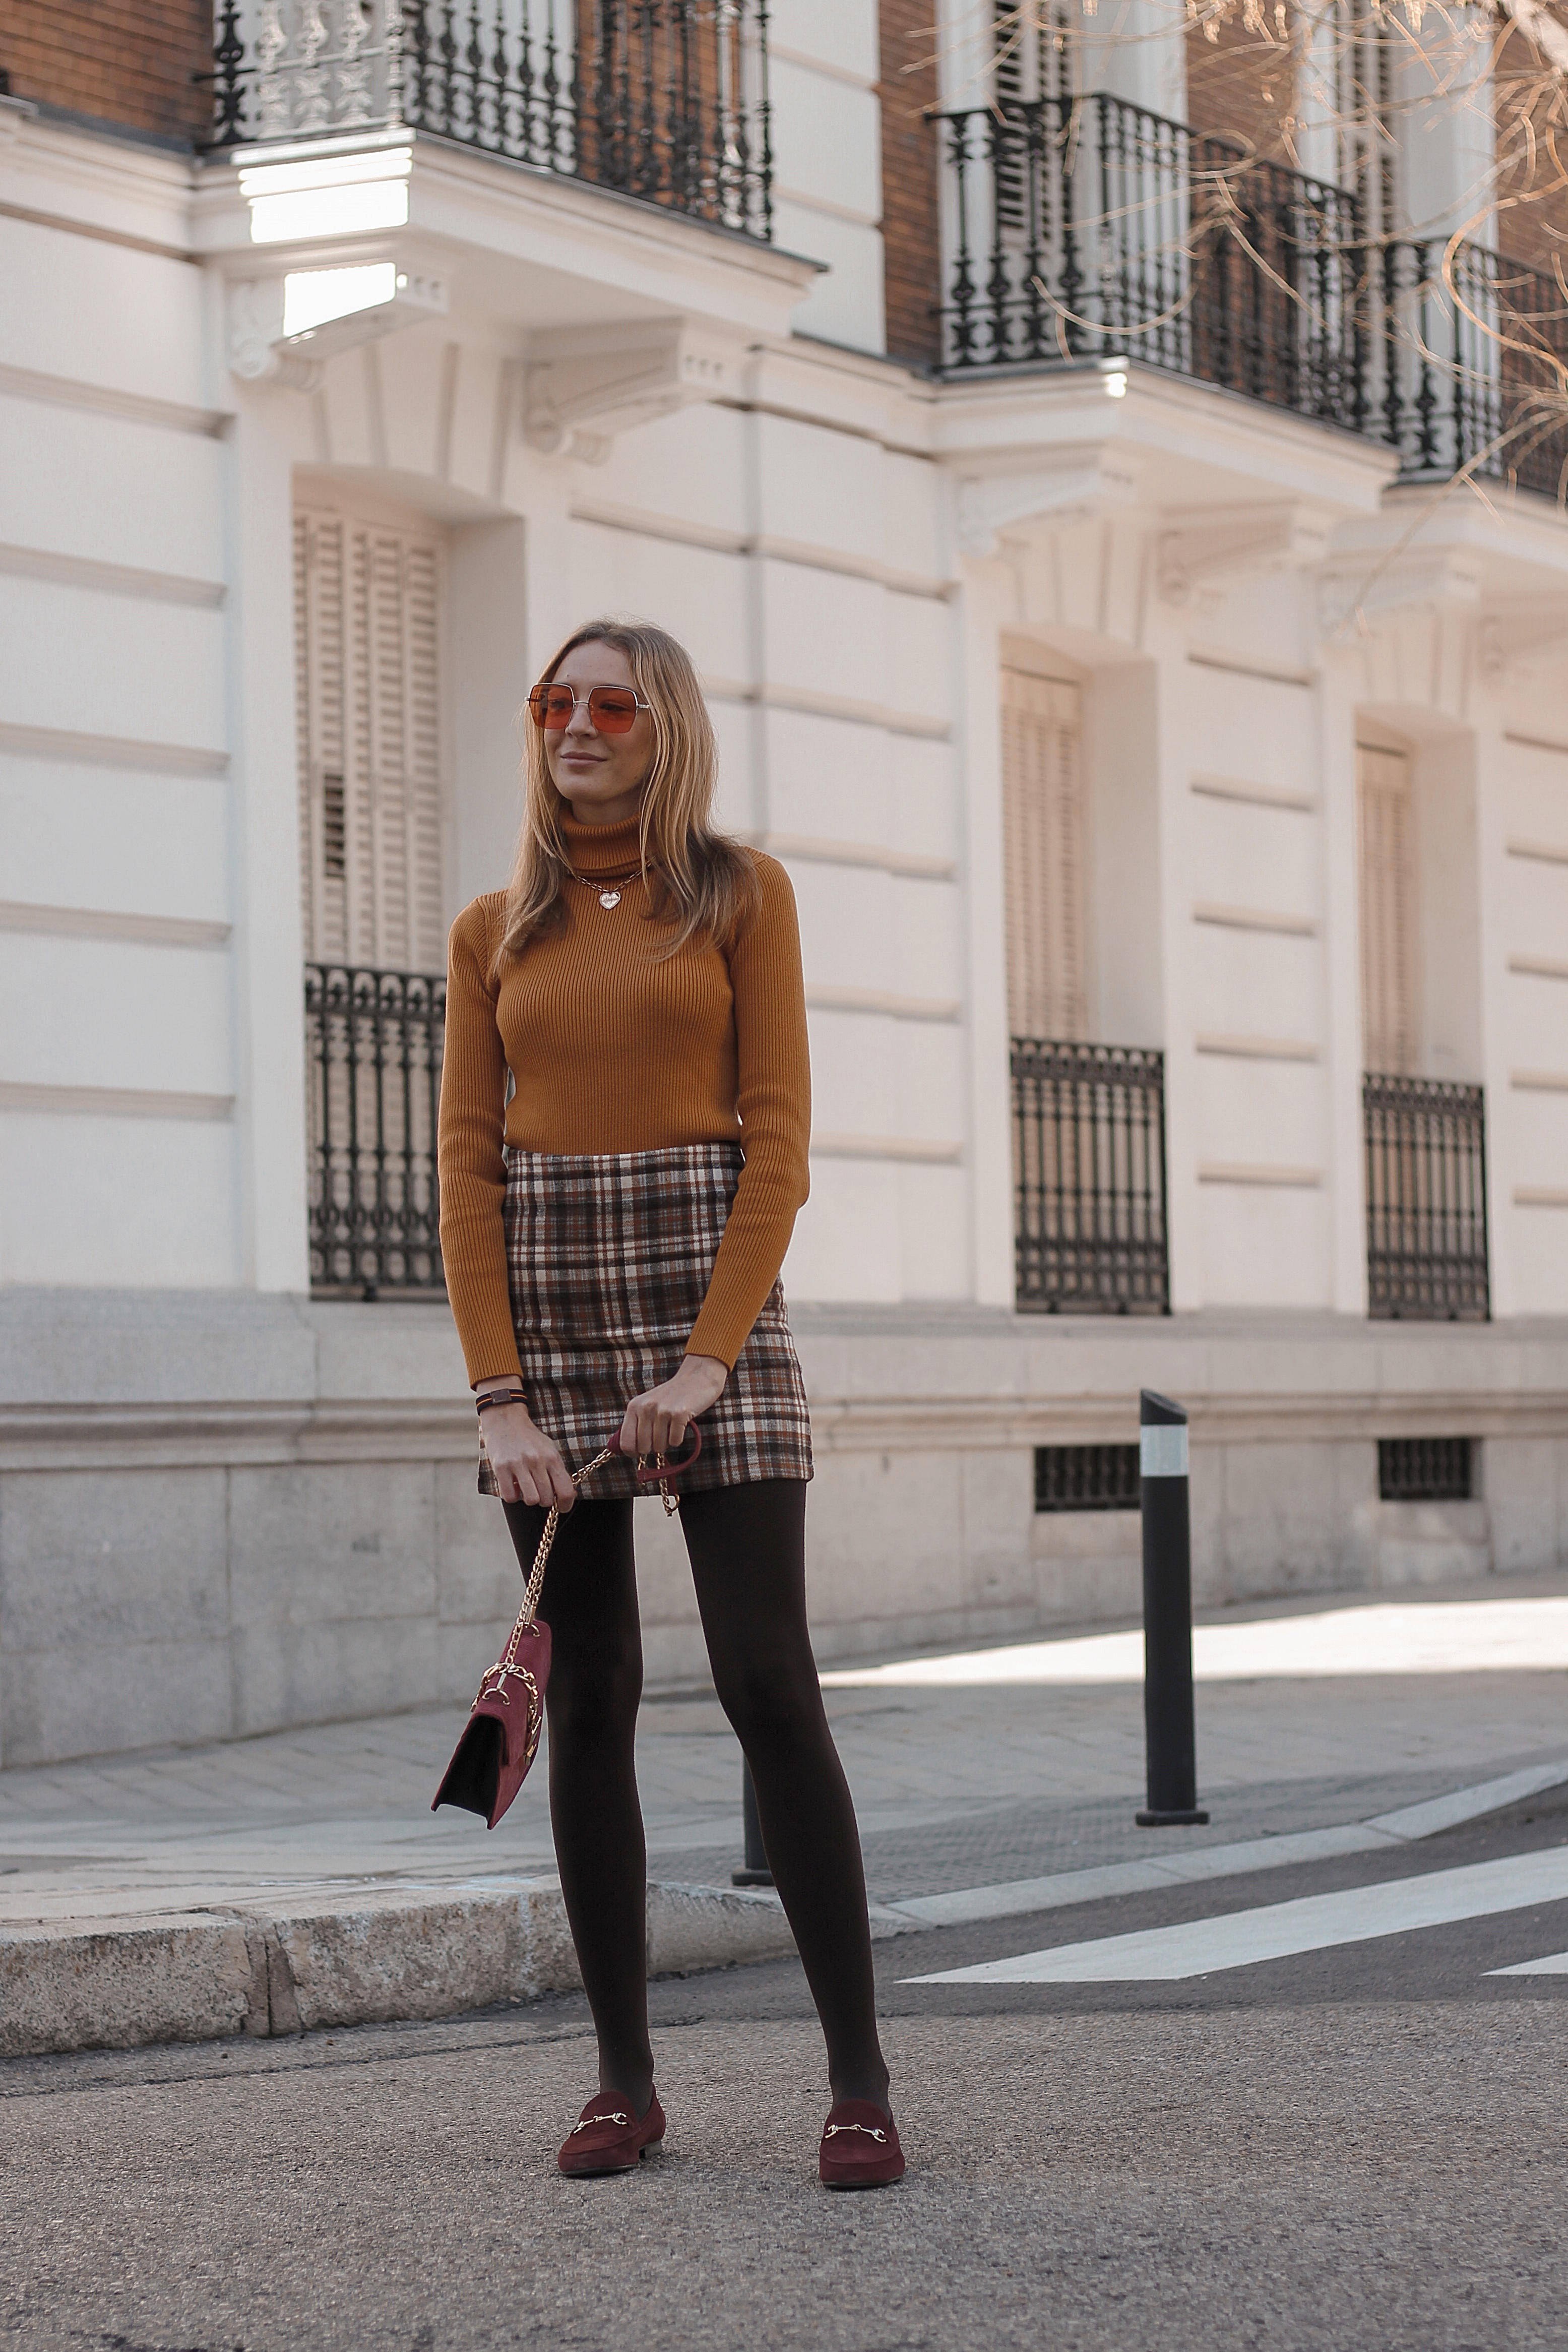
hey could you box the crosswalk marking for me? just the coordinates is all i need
[903,1846,1568,1985]
[1487,1949,1568,1976]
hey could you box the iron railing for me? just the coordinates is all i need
[1370,240,1568,501]
[1012,1038,1169,1314]
[305,963,446,1297]
[938,94,1365,429]
[208,0,773,239]
[1363,1073,1489,1322]
[936,97,1568,496]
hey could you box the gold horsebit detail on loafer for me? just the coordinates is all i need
[824,2122,889,2142]
[570,2112,631,2132]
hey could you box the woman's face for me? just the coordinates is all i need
[543,640,655,829]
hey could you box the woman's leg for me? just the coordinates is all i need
[503,1494,654,2115]
[680,1480,891,2112]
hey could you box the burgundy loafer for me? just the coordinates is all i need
[557,2090,667,2178]
[819,2098,905,2189]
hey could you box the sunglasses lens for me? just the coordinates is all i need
[529,684,574,728]
[588,689,640,733]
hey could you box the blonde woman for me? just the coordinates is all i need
[437,618,902,2188]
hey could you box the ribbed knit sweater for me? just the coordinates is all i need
[437,812,811,1386]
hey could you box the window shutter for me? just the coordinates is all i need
[1357,743,1417,1074]
[295,508,446,974]
[1001,666,1087,1042]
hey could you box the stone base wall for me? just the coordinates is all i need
[2,1291,1565,1767]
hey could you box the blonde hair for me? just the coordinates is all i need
[492,616,760,974]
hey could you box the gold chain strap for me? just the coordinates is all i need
[482,1442,680,1711]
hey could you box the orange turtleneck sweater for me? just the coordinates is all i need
[437,813,811,1386]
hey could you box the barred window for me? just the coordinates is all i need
[1378,1437,1473,1503]
[1034,1444,1141,1513]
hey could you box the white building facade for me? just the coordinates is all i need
[1,0,1565,1766]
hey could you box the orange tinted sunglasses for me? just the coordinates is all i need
[527,682,651,734]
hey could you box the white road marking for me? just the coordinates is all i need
[1487,1950,1568,1976]
[903,1845,1568,1985]
[880,1760,1568,1932]
[822,1596,1568,1688]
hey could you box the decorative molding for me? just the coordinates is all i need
[228,269,447,388]
[0,1081,234,1121]
[0,195,191,264]
[1318,553,1481,637]
[1505,729,1568,757]
[1512,1070,1568,1092]
[525,321,739,463]
[1478,602,1568,680]
[0,359,225,439]
[1196,1033,1320,1062]
[1198,1162,1323,1187]
[761,833,957,882]
[0,721,229,776]
[1515,1187,1568,1208]
[704,678,950,742]
[0,541,225,609]
[1161,506,1330,608]
[1194,902,1319,938]
[0,902,231,949]
[1510,954,1568,982]
[811,1132,963,1163]
[956,458,1138,560]
[1191,773,1315,814]
[1187,647,1314,689]
[568,499,951,600]
[1507,838,1568,868]
[805,983,961,1023]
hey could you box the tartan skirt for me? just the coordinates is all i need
[477,1140,812,1500]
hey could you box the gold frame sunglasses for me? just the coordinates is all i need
[528,683,652,735]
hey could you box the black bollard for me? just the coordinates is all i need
[732,1757,774,1886]
[1136,1388,1209,1826]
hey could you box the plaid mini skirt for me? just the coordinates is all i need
[477,1141,812,1500]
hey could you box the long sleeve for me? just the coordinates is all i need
[685,855,811,1367]
[436,895,521,1385]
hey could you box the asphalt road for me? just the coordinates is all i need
[3,1790,1566,2352]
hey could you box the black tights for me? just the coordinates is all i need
[502,1480,889,2116]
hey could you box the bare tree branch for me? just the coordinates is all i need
[1492,0,1568,82]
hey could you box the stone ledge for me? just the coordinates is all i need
[0,1879,803,2058]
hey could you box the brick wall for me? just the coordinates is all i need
[1493,19,1568,274]
[1184,18,1298,164]
[0,1,213,149]
[879,0,942,367]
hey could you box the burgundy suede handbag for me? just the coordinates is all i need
[432,1427,702,1830]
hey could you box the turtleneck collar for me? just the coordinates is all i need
[558,807,648,878]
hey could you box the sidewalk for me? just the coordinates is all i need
[2,1571,1565,2053]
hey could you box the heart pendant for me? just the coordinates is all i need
[598,889,622,909]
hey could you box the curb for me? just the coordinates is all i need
[0,1879,799,2059]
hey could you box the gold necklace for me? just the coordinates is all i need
[569,860,647,911]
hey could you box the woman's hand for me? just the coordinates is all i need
[474,1385,577,1511]
[619,1354,727,1462]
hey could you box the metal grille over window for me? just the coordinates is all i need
[1013,1041,1169,1314]
[305,965,447,1297]
[206,0,773,240]
[1034,1444,1142,1513]
[1363,1075,1489,1321]
[1377,1436,1473,1503]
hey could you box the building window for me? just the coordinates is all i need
[1377,1437,1474,1503]
[1357,741,1417,1077]
[1001,657,1087,1044]
[294,507,447,975]
[1034,1444,1142,1513]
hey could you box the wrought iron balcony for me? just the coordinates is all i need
[305,963,446,1297]
[1363,1072,1489,1321]
[208,1,773,240]
[1012,1038,1169,1314]
[938,93,1568,496]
